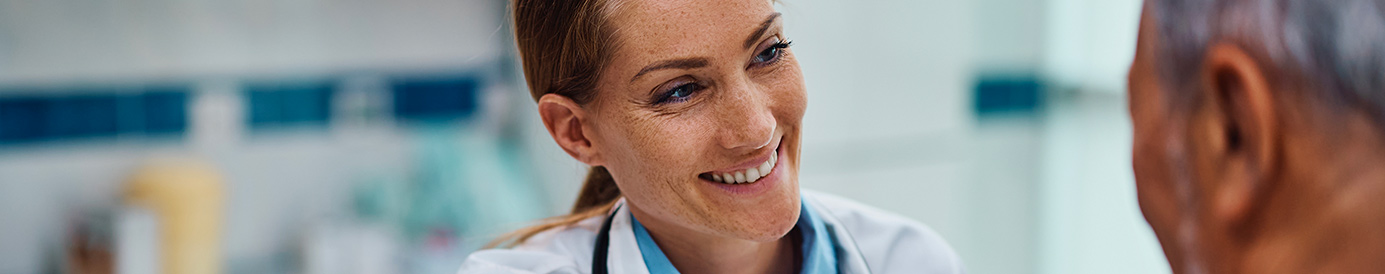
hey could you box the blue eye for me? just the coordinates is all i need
[654,82,701,104]
[752,40,792,65]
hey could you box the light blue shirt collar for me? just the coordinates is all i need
[629,198,839,274]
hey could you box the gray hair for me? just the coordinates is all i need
[1153,0,1385,123]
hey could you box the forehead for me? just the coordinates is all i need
[610,0,777,59]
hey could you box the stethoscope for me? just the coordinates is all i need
[589,202,871,274]
[591,204,620,274]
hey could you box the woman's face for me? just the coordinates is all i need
[584,0,806,242]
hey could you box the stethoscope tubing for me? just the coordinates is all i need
[591,204,620,274]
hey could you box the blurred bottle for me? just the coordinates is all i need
[123,159,224,274]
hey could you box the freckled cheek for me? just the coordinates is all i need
[766,64,808,127]
[628,120,718,179]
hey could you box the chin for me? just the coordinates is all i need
[725,186,801,242]
[695,143,805,242]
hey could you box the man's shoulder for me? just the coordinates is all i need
[803,189,966,274]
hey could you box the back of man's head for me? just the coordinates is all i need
[1153,0,1385,120]
[1128,0,1385,273]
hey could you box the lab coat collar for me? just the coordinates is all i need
[805,194,874,274]
[605,199,653,274]
[627,199,841,274]
[602,196,873,274]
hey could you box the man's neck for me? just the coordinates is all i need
[1239,171,1385,273]
[1240,119,1385,273]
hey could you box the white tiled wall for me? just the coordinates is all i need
[0,0,509,272]
[0,0,1171,273]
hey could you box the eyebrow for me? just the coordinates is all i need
[631,58,710,83]
[743,13,782,49]
[629,12,784,83]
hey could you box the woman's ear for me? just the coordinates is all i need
[1196,43,1279,229]
[537,93,604,166]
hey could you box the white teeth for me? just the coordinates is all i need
[745,168,760,182]
[757,158,772,175]
[708,149,780,185]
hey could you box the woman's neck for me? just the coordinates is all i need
[629,206,799,274]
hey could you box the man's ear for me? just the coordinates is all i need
[1197,43,1279,226]
[537,93,604,166]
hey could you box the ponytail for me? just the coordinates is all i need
[484,166,621,248]
[498,0,626,249]
[571,166,621,213]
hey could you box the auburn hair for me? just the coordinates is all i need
[486,0,625,248]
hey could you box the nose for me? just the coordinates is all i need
[715,79,776,152]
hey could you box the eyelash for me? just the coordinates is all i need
[650,39,794,105]
[652,81,704,105]
[751,40,793,67]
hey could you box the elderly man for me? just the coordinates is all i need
[1127,0,1385,273]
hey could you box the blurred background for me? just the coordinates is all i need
[0,0,1166,273]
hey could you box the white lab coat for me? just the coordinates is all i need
[457,189,965,274]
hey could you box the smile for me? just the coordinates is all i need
[700,148,778,184]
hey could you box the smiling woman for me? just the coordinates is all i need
[458,0,964,273]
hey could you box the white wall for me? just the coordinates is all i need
[1037,93,1169,274]
[784,1,1168,274]
[1043,0,1144,93]
[780,0,980,268]
[1036,0,1171,273]
[967,0,1051,272]
[0,0,505,85]
[974,0,1049,73]
[0,0,512,272]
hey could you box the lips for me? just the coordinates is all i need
[708,150,775,184]
[698,140,780,185]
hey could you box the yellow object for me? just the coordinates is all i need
[124,159,224,274]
